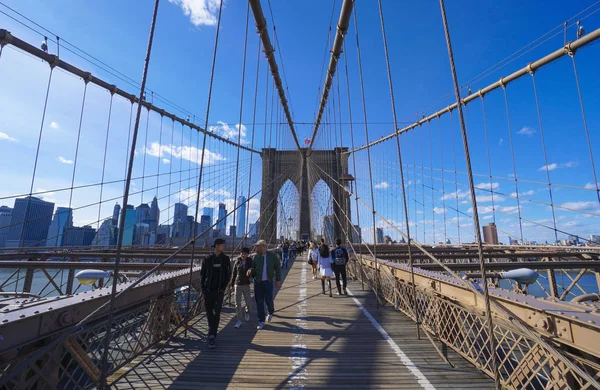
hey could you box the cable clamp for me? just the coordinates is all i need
[82,72,92,84]
[526,63,535,75]
[109,85,117,96]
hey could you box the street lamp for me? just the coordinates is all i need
[75,269,111,285]
[288,216,293,240]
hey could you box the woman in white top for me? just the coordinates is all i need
[317,243,334,297]
[307,242,319,279]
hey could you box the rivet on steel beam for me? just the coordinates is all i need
[2,319,8,323]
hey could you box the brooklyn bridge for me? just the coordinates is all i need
[1,0,600,388]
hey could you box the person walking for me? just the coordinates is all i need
[200,238,231,349]
[281,240,290,268]
[246,239,281,329]
[231,247,253,328]
[317,243,334,297]
[332,238,349,295]
[307,242,319,279]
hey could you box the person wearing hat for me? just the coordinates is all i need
[246,239,281,330]
[231,247,253,328]
[200,238,231,349]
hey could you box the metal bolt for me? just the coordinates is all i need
[47,307,52,310]
[34,311,39,314]
[558,332,563,337]
[2,319,8,323]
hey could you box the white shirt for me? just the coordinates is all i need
[262,254,268,281]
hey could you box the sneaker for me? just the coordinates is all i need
[208,335,216,349]
[336,292,340,295]
[343,289,347,295]
[244,312,250,322]
[234,321,242,328]
[257,322,265,330]
[329,291,332,297]
[266,314,273,323]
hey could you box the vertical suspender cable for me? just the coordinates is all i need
[438,1,500,388]
[376,0,419,336]
[185,0,224,331]
[480,97,498,224]
[94,93,115,246]
[352,6,379,306]
[98,0,160,387]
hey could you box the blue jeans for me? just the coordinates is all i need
[282,252,289,267]
[254,280,274,322]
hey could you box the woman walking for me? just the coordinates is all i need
[307,242,319,279]
[317,243,334,297]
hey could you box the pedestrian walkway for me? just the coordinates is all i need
[112,257,493,389]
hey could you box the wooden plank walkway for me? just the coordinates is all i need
[113,257,493,389]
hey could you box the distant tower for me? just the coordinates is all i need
[112,203,121,226]
[217,203,227,236]
[46,207,73,247]
[148,196,160,232]
[482,222,499,245]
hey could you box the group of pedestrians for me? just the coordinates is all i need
[307,238,349,297]
[200,238,281,350]
[199,236,350,350]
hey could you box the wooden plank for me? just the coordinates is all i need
[113,258,493,389]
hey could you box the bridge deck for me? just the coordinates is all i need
[112,258,493,389]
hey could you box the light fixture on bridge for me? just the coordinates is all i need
[74,269,111,285]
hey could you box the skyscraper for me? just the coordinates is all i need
[148,196,160,232]
[237,196,246,237]
[122,205,136,246]
[46,207,73,247]
[482,222,499,245]
[174,203,188,223]
[199,214,211,238]
[203,207,213,225]
[248,223,257,239]
[5,196,54,248]
[376,228,384,244]
[351,225,362,244]
[112,203,121,226]
[217,203,226,236]
[0,206,13,248]
[136,203,150,225]
[93,219,118,247]
[63,226,96,247]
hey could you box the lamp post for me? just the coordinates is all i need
[288,216,293,240]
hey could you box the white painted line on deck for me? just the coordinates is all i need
[346,288,436,390]
[288,261,308,388]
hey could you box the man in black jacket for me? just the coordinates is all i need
[331,238,349,295]
[200,238,231,349]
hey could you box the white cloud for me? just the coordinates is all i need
[585,182,599,190]
[475,182,499,190]
[162,158,170,164]
[50,121,59,129]
[440,189,469,201]
[539,161,578,171]
[498,138,503,146]
[374,181,389,189]
[517,126,535,136]
[168,0,222,27]
[560,201,599,212]
[57,156,73,164]
[483,215,493,220]
[509,190,534,198]
[433,207,446,214]
[500,206,520,214]
[467,205,495,215]
[208,121,249,145]
[0,132,17,142]
[143,142,226,166]
[477,195,505,203]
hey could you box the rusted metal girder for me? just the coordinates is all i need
[306,0,354,154]
[248,0,301,150]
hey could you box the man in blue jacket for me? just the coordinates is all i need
[246,239,281,329]
[200,238,231,349]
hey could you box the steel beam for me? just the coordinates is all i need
[248,0,301,150]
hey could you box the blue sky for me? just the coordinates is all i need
[0,0,599,244]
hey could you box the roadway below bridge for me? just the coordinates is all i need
[111,256,492,389]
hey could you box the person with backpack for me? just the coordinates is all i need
[246,239,282,330]
[231,247,253,328]
[307,241,319,279]
[331,238,349,295]
[200,238,231,349]
[317,243,334,297]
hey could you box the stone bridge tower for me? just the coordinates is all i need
[260,148,350,244]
